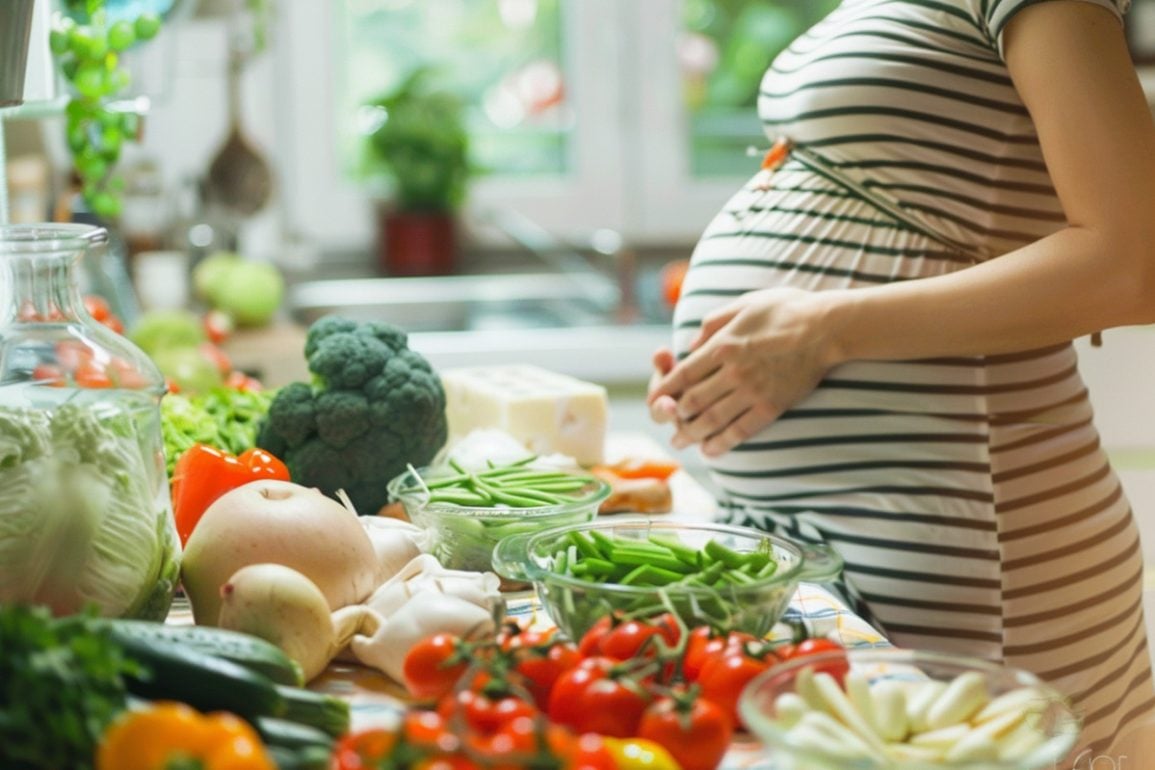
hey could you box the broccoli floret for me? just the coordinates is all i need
[314,391,370,449]
[257,315,448,515]
[259,381,316,448]
[308,332,392,390]
[303,316,359,359]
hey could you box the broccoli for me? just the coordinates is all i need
[257,316,448,515]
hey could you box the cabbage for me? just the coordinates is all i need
[0,403,179,619]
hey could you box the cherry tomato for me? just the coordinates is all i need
[683,628,757,682]
[548,657,650,738]
[779,638,849,684]
[412,756,481,770]
[511,638,582,708]
[403,709,459,754]
[403,633,469,701]
[639,695,734,770]
[599,615,680,661]
[577,616,615,658]
[332,728,398,770]
[31,363,66,387]
[697,648,776,728]
[83,294,111,322]
[74,358,112,389]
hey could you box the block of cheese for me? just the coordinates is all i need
[440,365,608,466]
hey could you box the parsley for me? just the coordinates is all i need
[0,605,137,770]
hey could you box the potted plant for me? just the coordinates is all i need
[362,67,472,276]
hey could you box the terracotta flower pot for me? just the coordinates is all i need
[377,208,459,276]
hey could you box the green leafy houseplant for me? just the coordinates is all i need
[361,67,472,214]
[50,0,163,219]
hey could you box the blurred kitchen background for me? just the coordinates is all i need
[3,0,1155,644]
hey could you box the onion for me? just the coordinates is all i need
[181,480,380,625]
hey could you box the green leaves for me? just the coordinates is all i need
[0,605,135,770]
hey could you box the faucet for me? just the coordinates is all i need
[477,207,639,323]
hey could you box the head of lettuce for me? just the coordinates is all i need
[0,401,180,619]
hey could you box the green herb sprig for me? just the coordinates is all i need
[0,604,138,770]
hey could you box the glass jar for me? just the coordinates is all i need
[0,223,180,620]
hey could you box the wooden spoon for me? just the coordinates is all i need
[204,45,272,217]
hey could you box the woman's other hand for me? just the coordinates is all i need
[648,287,843,457]
[647,346,679,426]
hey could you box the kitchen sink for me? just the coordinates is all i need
[288,272,621,332]
[283,270,674,384]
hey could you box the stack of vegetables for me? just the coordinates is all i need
[328,612,850,770]
[0,604,348,770]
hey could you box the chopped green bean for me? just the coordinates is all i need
[704,539,748,569]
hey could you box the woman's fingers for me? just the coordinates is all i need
[649,393,680,425]
[689,306,742,351]
[701,406,778,457]
[670,387,746,448]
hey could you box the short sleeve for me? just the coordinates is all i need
[983,0,1129,59]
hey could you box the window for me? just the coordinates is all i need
[272,0,837,250]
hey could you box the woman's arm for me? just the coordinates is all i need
[649,1,1155,456]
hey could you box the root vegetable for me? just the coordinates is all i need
[217,563,378,682]
[181,480,380,625]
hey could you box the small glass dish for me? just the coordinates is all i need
[739,648,1081,770]
[387,465,611,582]
[492,517,843,639]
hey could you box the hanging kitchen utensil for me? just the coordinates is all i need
[203,15,273,218]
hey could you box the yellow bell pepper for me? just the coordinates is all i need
[602,738,683,770]
[96,701,275,770]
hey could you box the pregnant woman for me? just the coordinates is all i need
[648,0,1155,762]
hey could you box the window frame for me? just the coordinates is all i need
[270,0,756,251]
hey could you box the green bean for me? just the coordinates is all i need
[568,531,603,560]
[704,539,748,570]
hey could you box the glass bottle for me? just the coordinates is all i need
[0,223,179,620]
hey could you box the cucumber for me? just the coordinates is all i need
[275,685,351,738]
[267,744,334,770]
[113,633,285,720]
[105,619,304,686]
[255,715,335,752]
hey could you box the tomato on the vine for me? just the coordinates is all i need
[599,615,680,661]
[438,689,538,735]
[697,645,778,728]
[777,638,849,684]
[511,638,582,708]
[547,657,651,738]
[638,694,733,770]
[682,627,757,682]
[403,633,469,701]
[403,709,459,754]
[577,616,615,658]
[332,728,399,770]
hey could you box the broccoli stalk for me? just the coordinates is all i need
[257,316,448,515]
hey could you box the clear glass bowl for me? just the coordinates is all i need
[739,648,1081,770]
[492,517,843,639]
[387,465,611,580]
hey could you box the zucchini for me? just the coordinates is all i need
[267,744,334,770]
[113,633,285,720]
[105,619,304,686]
[275,685,351,738]
[255,716,335,753]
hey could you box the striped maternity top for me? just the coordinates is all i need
[671,0,1154,761]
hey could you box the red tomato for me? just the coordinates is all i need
[74,358,112,389]
[697,648,775,728]
[31,363,66,387]
[564,733,618,770]
[199,342,232,376]
[577,616,615,658]
[511,639,582,708]
[547,657,650,737]
[639,695,734,770]
[779,638,849,684]
[683,628,757,682]
[83,294,111,322]
[599,615,681,661]
[412,756,481,770]
[102,314,124,334]
[403,633,469,701]
[203,308,234,344]
[403,709,459,754]
[332,728,399,770]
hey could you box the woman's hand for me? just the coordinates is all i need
[648,287,842,457]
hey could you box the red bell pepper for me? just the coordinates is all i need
[170,444,291,546]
